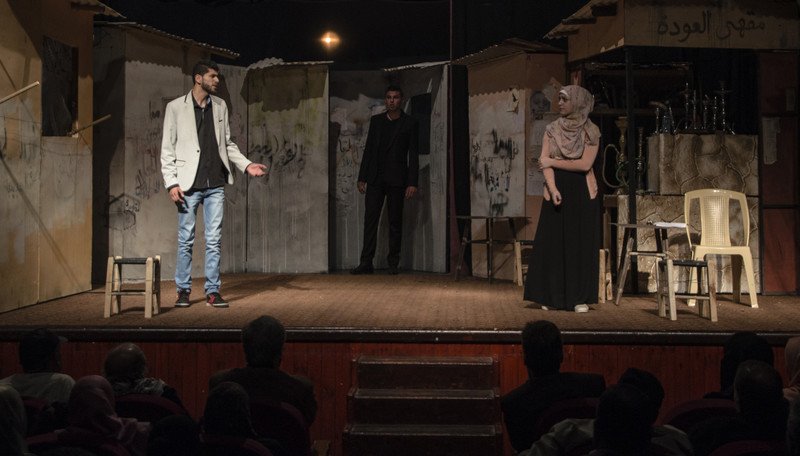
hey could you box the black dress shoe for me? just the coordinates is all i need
[350,263,374,275]
[387,265,399,275]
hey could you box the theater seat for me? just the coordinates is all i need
[199,433,274,456]
[659,398,737,433]
[249,397,310,456]
[115,393,189,422]
[708,439,787,456]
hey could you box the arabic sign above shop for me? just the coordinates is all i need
[558,0,799,62]
[626,0,799,50]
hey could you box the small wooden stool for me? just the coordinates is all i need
[514,240,534,286]
[656,258,717,322]
[104,256,161,318]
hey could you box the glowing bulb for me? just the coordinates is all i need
[320,31,340,50]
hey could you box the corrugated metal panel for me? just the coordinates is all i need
[452,38,565,67]
[382,60,449,71]
[544,0,618,39]
[70,0,124,18]
[247,57,333,70]
[95,21,240,59]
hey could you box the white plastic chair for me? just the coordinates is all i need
[684,189,758,308]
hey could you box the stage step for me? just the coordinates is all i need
[354,355,497,389]
[343,355,503,455]
[343,423,503,455]
[348,387,500,425]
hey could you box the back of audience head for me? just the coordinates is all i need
[593,383,652,455]
[788,397,800,456]
[0,385,27,456]
[719,331,774,392]
[242,315,286,369]
[734,359,787,420]
[19,328,66,373]
[617,367,665,425]
[67,375,121,431]
[103,342,147,385]
[522,320,563,377]
[784,337,800,403]
[147,414,201,456]
[202,381,255,438]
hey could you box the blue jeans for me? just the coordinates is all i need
[175,186,224,294]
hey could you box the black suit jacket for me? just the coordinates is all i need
[357,111,419,188]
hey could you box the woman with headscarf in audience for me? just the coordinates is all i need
[784,336,800,402]
[60,375,150,456]
[0,385,30,456]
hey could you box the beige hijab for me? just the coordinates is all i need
[546,85,601,159]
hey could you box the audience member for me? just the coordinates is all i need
[705,331,774,400]
[521,368,692,456]
[501,320,606,452]
[788,396,800,456]
[201,381,287,456]
[0,385,29,456]
[147,414,201,456]
[588,383,653,456]
[784,337,800,403]
[0,328,75,404]
[60,375,150,456]
[103,342,187,411]
[209,315,317,426]
[691,360,789,456]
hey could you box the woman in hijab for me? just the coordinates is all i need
[784,336,800,402]
[0,385,30,456]
[524,85,602,313]
[60,375,150,456]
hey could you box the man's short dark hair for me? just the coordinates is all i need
[734,359,785,416]
[19,328,65,372]
[103,343,147,383]
[618,367,665,424]
[386,85,404,98]
[521,320,563,376]
[242,316,286,368]
[594,383,652,453]
[193,60,219,79]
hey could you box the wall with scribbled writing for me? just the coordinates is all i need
[245,65,330,273]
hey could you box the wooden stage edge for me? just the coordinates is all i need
[1,325,798,347]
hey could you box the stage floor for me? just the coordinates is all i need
[2,272,799,344]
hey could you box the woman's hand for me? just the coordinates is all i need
[538,154,555,169]
[550,188,562,206]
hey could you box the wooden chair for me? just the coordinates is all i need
[656,258,718,321]
[104,255,161,318]
[27,430,132,456]
[684,189,758,308]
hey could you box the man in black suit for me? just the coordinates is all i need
[501,320,607,453]
[351,85,419,275]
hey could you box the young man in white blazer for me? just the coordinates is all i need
[161,60,266,308]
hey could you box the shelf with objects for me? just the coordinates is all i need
[545,0,800,300]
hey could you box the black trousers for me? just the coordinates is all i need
[360,180,405,267]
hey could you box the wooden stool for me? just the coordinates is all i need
[104,256,161,318]
[656,258,717,322]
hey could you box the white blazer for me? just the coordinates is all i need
[161,92,252,192]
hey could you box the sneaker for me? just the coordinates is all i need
[574,304,589,313]
[175,289,191,308]
[350,263,374,275]
[206,292,229,308]
[541,306,550,311]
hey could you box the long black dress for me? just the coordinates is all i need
[523,168,600,310]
